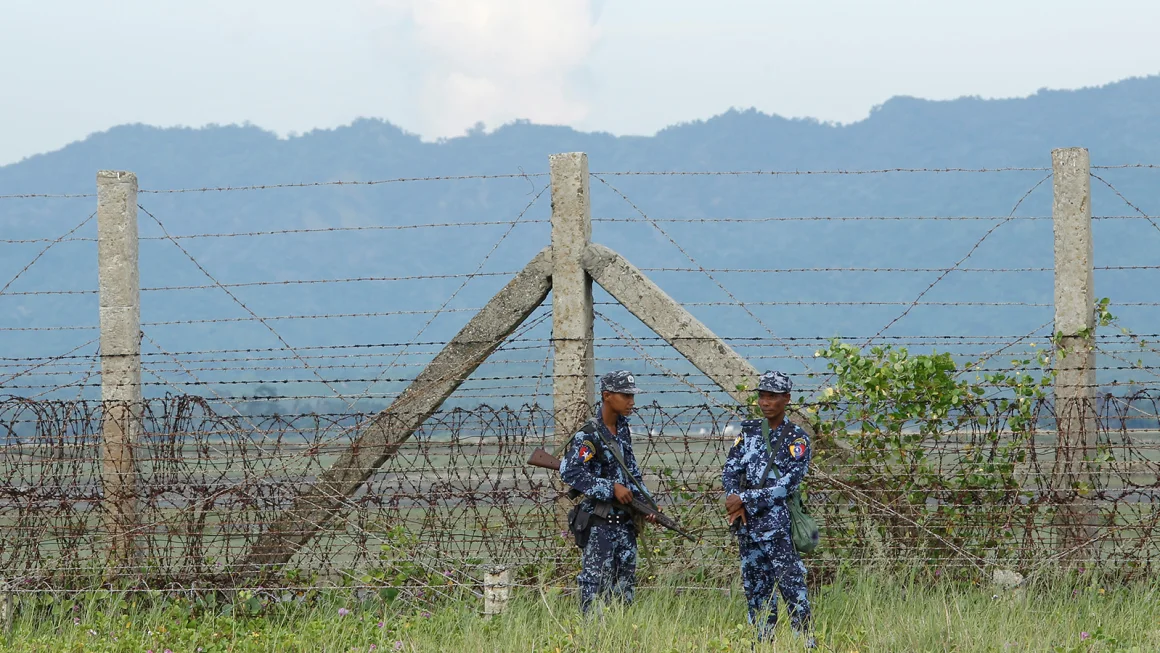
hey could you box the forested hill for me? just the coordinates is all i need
[2,75,1158,404]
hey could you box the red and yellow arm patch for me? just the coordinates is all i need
[788,438,808,460]
[577,440,596,463]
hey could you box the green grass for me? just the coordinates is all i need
[5,571,1158,652]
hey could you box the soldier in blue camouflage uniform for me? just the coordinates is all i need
[723,370,814,646]
[559,370,658,614]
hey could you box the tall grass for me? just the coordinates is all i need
[5,570,1158,652]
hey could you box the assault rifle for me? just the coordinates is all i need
[526,448,696,542]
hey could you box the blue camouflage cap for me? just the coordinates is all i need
[600,370,640,394]
[758,370,792,394]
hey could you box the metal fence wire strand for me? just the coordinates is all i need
[1,161,1158,599]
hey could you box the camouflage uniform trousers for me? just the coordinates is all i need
[738,529,811,639]
[578,521,637,613]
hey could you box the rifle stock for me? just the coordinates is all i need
[526,447,561,472]
[525,448,696,542]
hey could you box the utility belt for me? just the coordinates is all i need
[588,504,632,526]
[566,499,632,549]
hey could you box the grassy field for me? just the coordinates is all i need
[4,571,1158,652]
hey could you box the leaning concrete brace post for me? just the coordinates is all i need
[1051,147,1099,560]
[97,170,141,572]
[583,244,759,405]
[549,153,596,442]
[243,248,553,570]
[583,244,857,468]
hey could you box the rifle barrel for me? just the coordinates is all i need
[525,448,696,542]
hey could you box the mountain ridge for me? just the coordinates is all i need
[2,74,1158,404]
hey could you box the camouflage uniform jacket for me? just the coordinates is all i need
[721,418,811,541]
[559,410,647,515]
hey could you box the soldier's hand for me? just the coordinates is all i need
[613,483,634,505]
[645,511,658,524]
[725,493,747,525]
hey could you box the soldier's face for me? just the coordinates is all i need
[603,391,635,416]
[757,391,790,418]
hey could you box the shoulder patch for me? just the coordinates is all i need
[788,437,808,460]
[577,440,597,463]
[732,435,743,448]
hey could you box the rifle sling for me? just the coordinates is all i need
[593,419,657,510]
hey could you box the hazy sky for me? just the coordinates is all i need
[3,0,1160,165]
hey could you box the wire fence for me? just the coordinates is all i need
[1,160,1159,596]
[0,394,1157,592]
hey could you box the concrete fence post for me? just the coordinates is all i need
[0,586,11,634]
[549,153,595,442]
[483,567,512,616]
[97,170,142,572]
[1050,147,1099,560]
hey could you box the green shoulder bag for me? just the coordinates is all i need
[760,420,820,554]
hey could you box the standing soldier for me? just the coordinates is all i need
[559,370,658,614]
[722,370,815,647]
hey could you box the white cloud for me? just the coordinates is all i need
[373,0,600,138]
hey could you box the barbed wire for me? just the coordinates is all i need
[0,212,95,297]
[0,288,96,296]
[587,314,1160,580]
[2,399,1157,427]
[142,308,481,326]
[0,192,95,200]
[0,236,97,244]
[5,332,1156,363]
[641,265,1160,273]
[0,338,98,387]
[592,214,1159,223]
[0,324,93,332]
[138,202,368,415]
[1,212,1155,246]
[115,345,1100,374]
[9,307,1160,333]
[131,336,482,598]
[12,265,1160,298]
[138,220,546,241]
[1089,172,1160,237]
[958,320,1055,378]
[0,346,1042,369]
[139,271,519,292]
[598,216,1062,225]
[3,162,1160,594]
[0,214,1153,246]
[15,364,1160,392]
[0,220,541,245]
[0,166,1064,203]
[1091,163,1160,169]
[2,161,1155,201]
[590,174,817,376]
[857,173,1054,345]
[657,300,1054,307]
[590,166,1053,176]
[0,394,1152,591]
[347,181,550,412]
[134,172,547,195]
